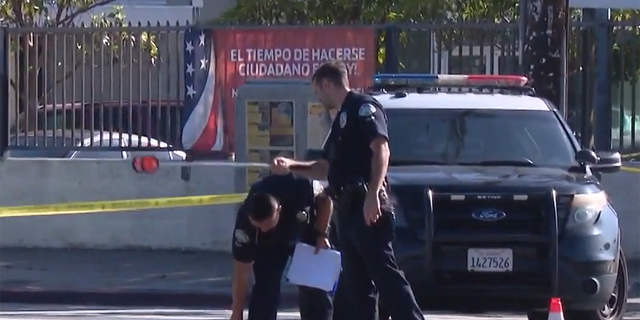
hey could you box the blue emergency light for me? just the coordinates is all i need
[372,74,529,87]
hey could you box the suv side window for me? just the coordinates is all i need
[128,150,173,160]
[70,150,124,159]
[70,138,124,159]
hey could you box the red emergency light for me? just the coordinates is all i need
[132,156,160,174]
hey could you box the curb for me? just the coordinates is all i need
[0,289,300,308]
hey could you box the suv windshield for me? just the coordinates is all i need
[387,109,576,168]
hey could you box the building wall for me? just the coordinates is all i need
[75,1,196,25]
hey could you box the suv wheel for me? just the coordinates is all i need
[527,249,628,320]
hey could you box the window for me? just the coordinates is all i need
[170,151,187,161]
[8,148,71,158]
[498,55,520,74]
[70,150,124,159]
[129,151,173,161]
[11,135,76,148]
[80,138,122,148]
[448,55,487,74]
[387,109,576,168]
[70,138,124,159]
[8,135,78,158]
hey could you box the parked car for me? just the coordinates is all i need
[9,131,185,160]
[308,74,626,320]
[12,100,182,147]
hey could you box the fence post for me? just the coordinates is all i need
[524,0,569,117]
[0,27,8,157]
[589,9,613,150]
[518,0,528,74]
[383,24,399,73]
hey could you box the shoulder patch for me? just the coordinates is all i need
[234,229,249,244]
[359,104,377,117]
[339,112,347,128]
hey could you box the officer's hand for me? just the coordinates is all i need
[363,193,381,226]
[314,236,330,254]
[229,311,243,320]
[270,157,291,174]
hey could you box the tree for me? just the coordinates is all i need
[215,0,520,70]
[0,0,158,132]
[217,0,639,154]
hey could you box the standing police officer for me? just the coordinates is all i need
[230,173,334,320]
[271,61,424,320]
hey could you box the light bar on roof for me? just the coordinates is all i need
[372,74,529,87]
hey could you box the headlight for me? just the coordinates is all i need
[566,191,607,228]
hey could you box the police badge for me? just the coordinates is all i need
[339,112,347,128]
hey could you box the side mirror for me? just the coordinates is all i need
[304,149,323,161]
[576,149,598,165]
[592,151,622,174]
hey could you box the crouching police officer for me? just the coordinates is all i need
[230,173,334,320]
[271,61,424,320]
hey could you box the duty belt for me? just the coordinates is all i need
[327,182,390,208]
[326,181,367,201]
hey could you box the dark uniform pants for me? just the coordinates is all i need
[335,202,424,320]
[248,245,333,320]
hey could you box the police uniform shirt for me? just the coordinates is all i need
[231,174,316,263]
[323,91,389,187]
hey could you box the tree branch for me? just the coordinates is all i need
[10,0,24,26]
[57,0,116,26]
[54,0,68,25]
[44,56,89,97]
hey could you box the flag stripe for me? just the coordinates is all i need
[182,29,224,152]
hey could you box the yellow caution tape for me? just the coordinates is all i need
[621,152,640,173]
[0,193,247,218]
[621,166,640,173]
[2,154,639,218]
[621,152,640,160]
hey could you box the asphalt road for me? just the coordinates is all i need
[1,302,639,320]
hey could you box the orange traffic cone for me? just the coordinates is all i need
[548,297,565,320]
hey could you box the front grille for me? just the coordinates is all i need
[555,194,573,237]
[432,192,550,236]
[428,190,558,292]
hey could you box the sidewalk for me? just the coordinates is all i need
[0,248,298,307]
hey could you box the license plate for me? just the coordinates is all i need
[467,248,513,272]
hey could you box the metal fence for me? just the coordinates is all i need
[1,17,639,156]
[4,22,186,155]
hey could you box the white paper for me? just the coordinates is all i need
[285,243,341,292]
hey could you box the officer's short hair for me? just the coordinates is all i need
[312,61,348,87]
[245,193,279,222]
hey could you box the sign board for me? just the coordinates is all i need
[244,100,296,187]
[235,80,326,191]
[569,0,640,9]
[182,27,376,155]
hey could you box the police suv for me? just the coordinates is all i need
[310,74,627,320]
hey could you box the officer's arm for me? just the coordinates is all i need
[358,103,390,194]
[314,188,333,239]
[230,204,257,314]
[288,159,329,181]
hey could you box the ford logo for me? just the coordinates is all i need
[471,209,506,221]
